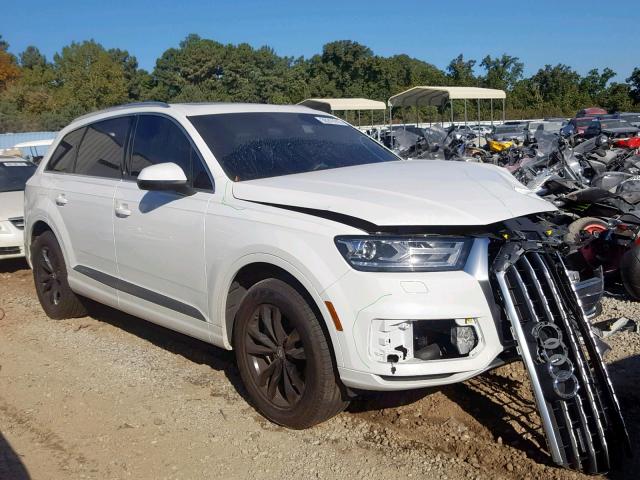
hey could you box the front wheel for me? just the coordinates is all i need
[233,278,348,428]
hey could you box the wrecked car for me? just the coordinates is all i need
[24,102,631,473]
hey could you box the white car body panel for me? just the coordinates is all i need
[24,102,558,391]
[232,160,554,226]
[0,190,26,259]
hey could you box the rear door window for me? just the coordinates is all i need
[46,128,85,173]
[74,116,132,179]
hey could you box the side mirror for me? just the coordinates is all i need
[137,162,188,191]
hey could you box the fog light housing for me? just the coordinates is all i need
[451,325,478,355]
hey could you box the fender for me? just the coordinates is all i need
[210,252,345,367]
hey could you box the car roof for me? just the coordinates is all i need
[66,102,321,132]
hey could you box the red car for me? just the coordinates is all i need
[576,107,608,117]
[568,116,598,135]
[614,137,640,149]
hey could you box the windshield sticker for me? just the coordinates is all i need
[315,116,348,126]
[2,162,31,167]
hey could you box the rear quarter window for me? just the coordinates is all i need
[46,128,85,173]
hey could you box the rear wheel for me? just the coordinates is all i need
[620,244,640,300]
[233,278,348,428]
[32,231,87,319]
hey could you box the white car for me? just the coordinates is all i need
[23,102,628,473]
[0,156,36,259]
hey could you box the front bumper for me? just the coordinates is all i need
[324,238,506,391]
[0,219,25,260]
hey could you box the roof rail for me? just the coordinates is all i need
[72,101,170,123]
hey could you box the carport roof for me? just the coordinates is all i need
[297,98,387,113]
[388,86,506,107]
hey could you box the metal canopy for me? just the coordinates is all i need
[388,86,506,108]
[298,98,386,113]
[12,139,54,148]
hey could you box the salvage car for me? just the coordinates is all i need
[584,117,639,139]
[0,156,36,259]
[490,123,527,143]
[24,102,630,473]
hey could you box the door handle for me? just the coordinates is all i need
[115,203,131,218]
[55,194,68,206]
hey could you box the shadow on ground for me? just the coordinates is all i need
[0,432,30,480]
[81,301,249,404]
[606,354,640,480]
[0,258,29,274]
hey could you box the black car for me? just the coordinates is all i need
[583,118,639,139]
[620,112,640,128]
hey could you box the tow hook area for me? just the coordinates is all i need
[370,319,480,371]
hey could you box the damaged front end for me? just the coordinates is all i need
[490,218,631,473]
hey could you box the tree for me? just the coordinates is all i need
[446,54,476,86]
[480,54,524,91]
[580,68,616,103]
[0,35,20,91]
[628,68,640,105]
[53,40,129,118]
[20,46,46,69]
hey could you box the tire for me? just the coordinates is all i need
[620,244,640,300]
[233,278,348,428]
[31,231,87,319]
[564,217,608,245]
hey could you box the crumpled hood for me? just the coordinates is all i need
[0,191,24,220]
[232,160,555,227]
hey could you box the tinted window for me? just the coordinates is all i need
[46,128,85,173]
[188,112,398,181]
[0,160,37,192]
[75,117,132,178]
[130,115,212,190]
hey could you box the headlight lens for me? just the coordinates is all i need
[335,236,473,272]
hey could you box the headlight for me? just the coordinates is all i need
[334,236,473,272]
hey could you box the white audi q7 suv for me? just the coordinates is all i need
[24,102,630,473]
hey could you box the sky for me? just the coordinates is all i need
[3,0,638,81]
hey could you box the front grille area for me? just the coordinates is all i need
[8,217,24,230]
[0,246,21,255]
[493,245,630,473]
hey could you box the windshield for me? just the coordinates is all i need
[575,118,594,127]
[189,112,399,181]
[494,125,524,134]
[0,160,37,192]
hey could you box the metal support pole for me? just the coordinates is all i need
[502,98,505,123]
[464,99,468,126]
[490,99,494,126]
[450,100,454,126]
[358,110,361,128]
[389,106,393,149]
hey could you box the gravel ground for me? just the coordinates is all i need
[0,258,638,480]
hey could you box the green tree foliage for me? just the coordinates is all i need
[628,68,640,104]
[446,54,477,86]
[480,54,524,91]
[0,33,638,132]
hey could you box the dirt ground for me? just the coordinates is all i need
[0,258,638,480]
